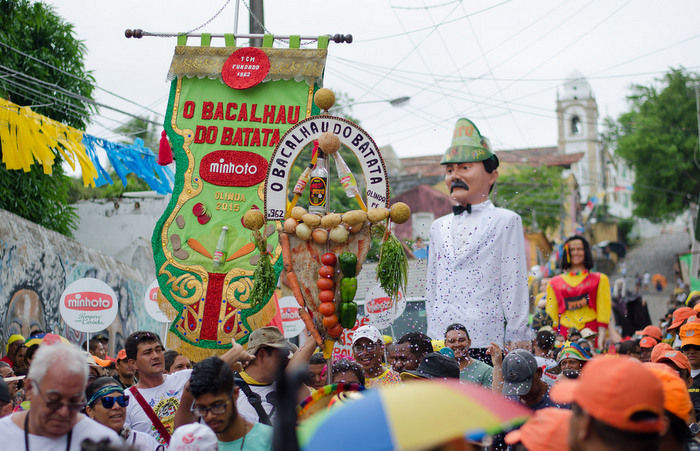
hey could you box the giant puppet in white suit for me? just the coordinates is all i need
[426,118,530,359]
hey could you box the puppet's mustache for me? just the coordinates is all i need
[450,180,469,193]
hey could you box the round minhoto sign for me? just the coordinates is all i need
[362,285,406,330]
[278,296,305,339]
[144,280,170,323]
[59,278,118,333]
[221,47,270,90]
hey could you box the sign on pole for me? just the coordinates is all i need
[59,278,118,333]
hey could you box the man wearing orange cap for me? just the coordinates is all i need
[639,336,658,363]
[645,363,697,450]
[504,407,572,451]
[668,307,697,347]
[113,349,136,389]
[652,343,693,388]
[426,118,530,362]
[680,317,700,421]
[551,357,665,451]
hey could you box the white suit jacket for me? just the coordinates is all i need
[425,201,530,348]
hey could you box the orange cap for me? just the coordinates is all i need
[504,408,572,451]
[680,320,700,347]
[551,357,664,433]
[635,325,662,341]
[92,355,112,368]
[694,303,700,313]
[645,363,692,421]
[639,336,658,349]
[651,344,691,374]
[670,307,696,330]
[117,349,127,361]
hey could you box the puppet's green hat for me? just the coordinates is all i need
[440,118,495,164]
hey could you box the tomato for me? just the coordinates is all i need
[318,265,335,279]
[317,278,335,291]
[322,314,339,328]
[321,253,337,266]
[319,290,335,303]
[327,323,343,339]
[319,301,335,316]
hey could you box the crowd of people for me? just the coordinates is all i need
[0,116,694,450]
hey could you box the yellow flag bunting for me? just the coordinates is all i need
[0,97,97,186]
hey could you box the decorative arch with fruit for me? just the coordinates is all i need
[250,88,411,356]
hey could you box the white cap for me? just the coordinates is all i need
[169,423,219,451]
[352,325,383,346]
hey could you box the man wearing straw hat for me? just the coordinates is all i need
[426,118,530,364]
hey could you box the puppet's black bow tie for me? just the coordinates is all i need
[453,204,471,215]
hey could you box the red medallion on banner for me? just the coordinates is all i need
[221,47,270,90]
[199,150,269,186]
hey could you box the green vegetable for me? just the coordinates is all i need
[375,231,408,300]
[248,230,276,308]
[338,252,358,278]
[340,302,358,329]
[340,277,357,303]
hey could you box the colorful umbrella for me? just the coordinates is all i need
[298,380,531,451]
[24,333,71,348]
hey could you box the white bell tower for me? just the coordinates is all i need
[557,70,602,201]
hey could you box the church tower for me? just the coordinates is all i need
[556,70,602,202]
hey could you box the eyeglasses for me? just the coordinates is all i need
[190,392,233,417]
[99,395,130,409]
[34,384,85,412]
[352,343,377,354]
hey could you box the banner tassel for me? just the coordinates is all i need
[158,130,173,166]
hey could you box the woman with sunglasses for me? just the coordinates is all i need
[85,377,164,451]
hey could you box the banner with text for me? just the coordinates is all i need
[153,37,328,358]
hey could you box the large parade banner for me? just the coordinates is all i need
[153,35,328,358]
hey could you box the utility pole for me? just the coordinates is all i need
[249,0,264,48]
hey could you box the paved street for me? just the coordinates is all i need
[609,230,692,325]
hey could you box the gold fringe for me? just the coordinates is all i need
[166,331,228,363]
[246,298,277,332]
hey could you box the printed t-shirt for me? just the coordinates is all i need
[125,369,192,444]
[365,367,402,389]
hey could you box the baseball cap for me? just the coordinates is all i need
[680,320,700,348]
[639,336,658,349]
[504,407,572,451]
[5,334,24,353]
[170,423,218,451]
[246,326,292,356]
[651,345,691,374]
[352,325,383,346]
[551,357,664,433]
[0,378,10,404]
[116,349,127,361]
[686,290,700,306]
[635,325,662,341]
[645,363,692,422]
[580,328,598,339]
[94,333,109,343]
[669,307,696,330]
[401,353,460,380]
[502,349,538,396]
[92,355,113,368]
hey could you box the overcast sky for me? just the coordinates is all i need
[47,0,700,158]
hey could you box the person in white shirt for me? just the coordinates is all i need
[426,118,530,364]
[0,343,120,450]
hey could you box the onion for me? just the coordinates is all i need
[283,218,298,234]
[312,228,328,244]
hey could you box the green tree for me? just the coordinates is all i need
[493,164,565,232]
[0,0,95,236]
[605,67,699,221]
